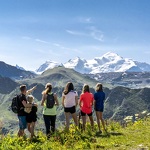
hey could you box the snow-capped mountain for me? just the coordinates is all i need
[16,64,25,71]
[35,60,61,74]
[63,52,146,74]
[64,57,91,74]
[36,52,150,74]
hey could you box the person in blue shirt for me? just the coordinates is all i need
[94,83,106,133]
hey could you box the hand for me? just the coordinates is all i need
[33,85,37,90]
[22,100,27,107]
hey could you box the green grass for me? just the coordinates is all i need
[0,118,150,150]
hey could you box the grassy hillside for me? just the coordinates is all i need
[0,67,150,136]
[104,87,150,120]
[0,118,150,150]
[0,67,99,133]
[19,66,98,88]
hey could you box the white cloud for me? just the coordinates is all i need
[66,30,87,36]
[88,26,104,42]
[35,39,49,44]
[66,26,104,42]
[53,43,61,47]
[22,36,49,44]
[78,17,92,23]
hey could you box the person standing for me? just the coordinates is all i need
[62,82,78,131]
[25,95,37,139]
[94,83,106,133]
[17,85,36,137]
[79,84,94,131]
[41,83,59,138]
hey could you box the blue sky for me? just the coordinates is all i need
[0,0,150,70]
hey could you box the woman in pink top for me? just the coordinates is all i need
[79,84,94,130]
[62,82,78,130]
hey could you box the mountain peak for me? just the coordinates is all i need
[35,60,60,73]
[16,64,25,71]
[35,52,150,74]
[68,56,85,62]
[100,52,123,62]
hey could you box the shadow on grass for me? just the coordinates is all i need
[95,131,123,138]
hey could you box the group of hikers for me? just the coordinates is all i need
[15,82,106,139]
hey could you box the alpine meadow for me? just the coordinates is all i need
[1,0,150,149]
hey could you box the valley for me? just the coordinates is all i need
[0,66,149,134]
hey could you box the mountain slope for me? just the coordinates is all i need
[0,75,18,94]
[0,61,36,80]
[88,72,150,89]
[0,66,150,135]
[22,66,98,92]
[104,87,150,120]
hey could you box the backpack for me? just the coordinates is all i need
[46,93,55,108]
[11,95,20,113]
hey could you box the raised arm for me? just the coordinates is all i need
[26,85,37,95]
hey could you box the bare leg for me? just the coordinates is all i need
[27,123,31,133]
[65,112,70,131]
[96,111,101,132]
[88,116,94,130]
[82,116,86,131]
[71,113,78,126]
[18,129,24,137]
[99,112,106,130]
[30,122,36,138]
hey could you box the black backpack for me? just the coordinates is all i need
[11,95,20,113]
[46,93,55,108]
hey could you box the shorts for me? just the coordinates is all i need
[64,106,76,114]
[26,115,37,123]
[95,107,104,112]
[81,110,92,116]
[18,116,27,129]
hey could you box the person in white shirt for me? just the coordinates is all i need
[62,82,78,130]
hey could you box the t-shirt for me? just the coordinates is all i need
[43,92,57,116]
[43,105,57,116]
[62,91,78,108]
[80,92,94,114]
[94,91,105,109]
[17,94,27,116]
[26,105,37,120]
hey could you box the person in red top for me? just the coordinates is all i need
[79,84,94,130]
